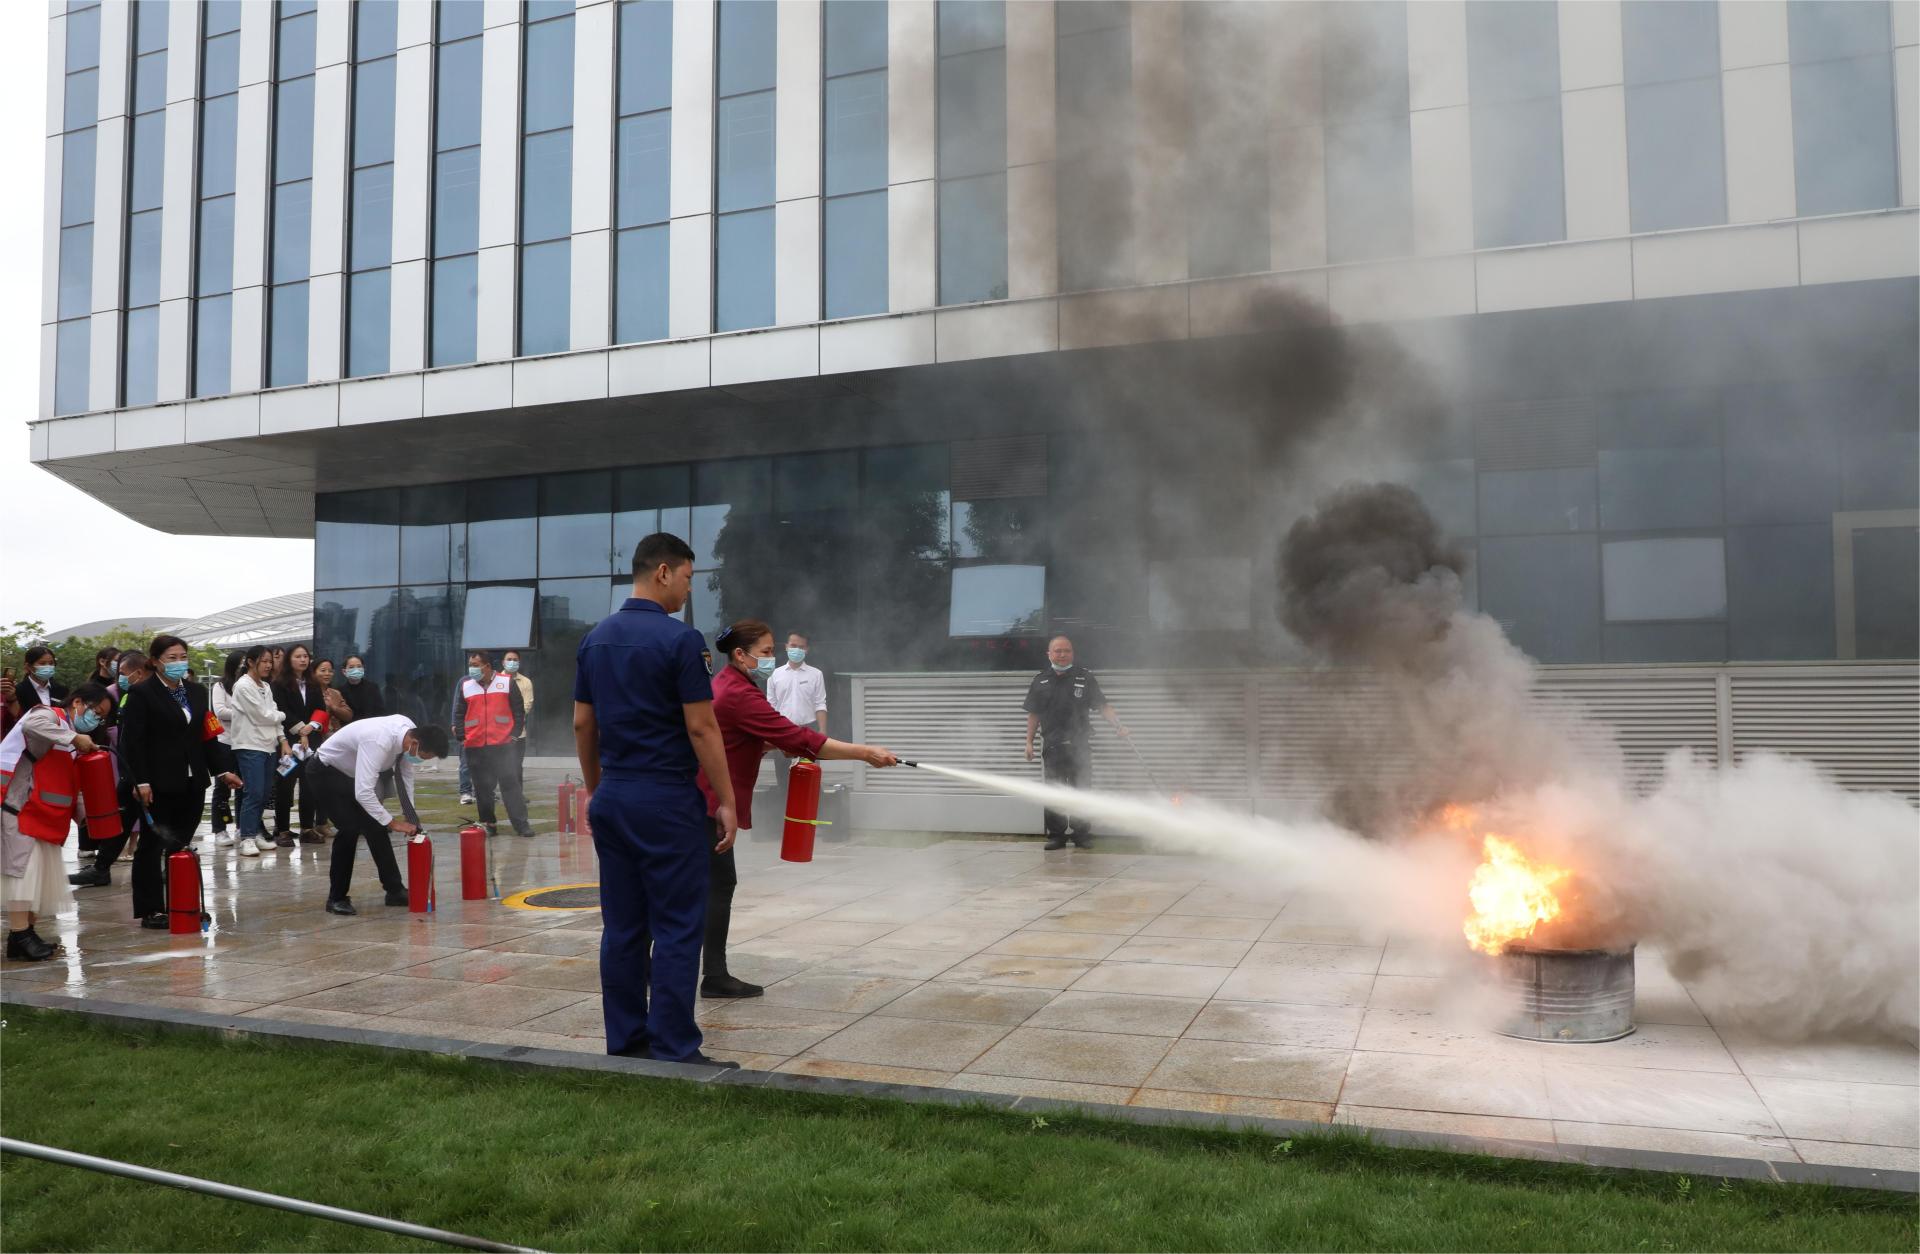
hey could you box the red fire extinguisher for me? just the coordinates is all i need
[557,777,576,833]
[781,760,825,863]
[166,849,206,934]
[75,750,123,840]
[460,824,491,900]
[407,834,435,913]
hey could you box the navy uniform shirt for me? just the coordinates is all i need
[574,598,713,779]
[1023,665,1106,749]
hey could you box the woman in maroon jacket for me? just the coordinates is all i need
[695,620,899,998]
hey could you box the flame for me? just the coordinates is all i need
[1436,803,1479,833]
[1462,834,1568,955]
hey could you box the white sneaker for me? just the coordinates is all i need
[239,838,263,857]
[215,832,235,847]
[459,793,474,805]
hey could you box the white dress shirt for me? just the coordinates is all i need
[315,714,417,827]
[767,662,826,728]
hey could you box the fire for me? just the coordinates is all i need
[1462,834,1568,955]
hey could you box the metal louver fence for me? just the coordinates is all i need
[849,662,1918,831]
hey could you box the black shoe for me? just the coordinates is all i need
[68,867,111,888]
[485,824,499,839]
[683,1053,742,1070]
[140,913,170,930]
[325,898,357,916]
[515,826,537,839]
[6,929,57,961]
[385,889,410,907]
[1043,837,1067,850]
[274,833,297,849]
[701,974,764,999]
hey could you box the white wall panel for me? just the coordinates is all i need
[423,361,512,415]
[1408,0,1469,111]
[398,0,434,49]
[389,258,426,374]
[774,197,821,326]
[668,213,713,337]
[339,373,424,426]
[306,270,343,382]
[1895,1,1919,46]
[571,228,612,349]
[95,0,127,119]
[1007,161,1058,299]
[1131,0,1187,284]
[116,405,185,450]
[1410,104,1473,255]
[775,0,822,202]
[669,0,715,218]
[155,297,189,402]
[1558,0,1622,91]
[935,299,1058,362]
[515,351,608,405]
[1798,210,1920,284]
[260,382,339,434]
[182,393,261,443]
[86,309,119,412]
[478,17,523,249]
[711,326,818,385]
[887,175,936,311]
[1327,254,1476,323]
[238,0,272,87]
[1269,125,1326,271]
[1476,239,1632,312]
[608,339,709,395]
[573,0,614,233]
[1631,222,1799,299]
[308,63,349,279]
[1898,45,1918,207]
[1188,271,1328,338]
[314,0,349,68]
[475,242,517,360]
[158,101,196,301]
[39,135,60,327]
[232,81,272,290]
[392,43,433,263]
[1005,0,1054,167]
[1722,64,1797,222]
[89,115,125,315]
[37,325,55,420]
[484,0,522,29]
[818,312,936,374]
[44,11,64,138]
[166,0,200,103]
[229,285,264,393]
[1720,1,1789,70]
[1562,85,1630,239]
[47,412,115,459]
[888,0,935,185]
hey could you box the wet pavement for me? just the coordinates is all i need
[5,770,1915,1174]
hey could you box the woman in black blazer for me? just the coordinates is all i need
[7,645,69,721]
[118,635,242,929]
[271,643,324,846]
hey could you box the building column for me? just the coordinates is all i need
[390,5,434,373]
[886,0,935,312]
[775,0,822,325]
[1895,4,1917,207]
[1719,0,1796,222]
[669,0,715,336]
[230,1,275,393]
[477,10,523,360]
[1559,1,1628,239]
[1269,4,1326,272]
[87,2,130,413]
[571,0,615,349]
[1005,0,1055,299]
[1408,0,1472,256]
[1131,0,1187,285]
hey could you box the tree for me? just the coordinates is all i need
[2,619,224,690]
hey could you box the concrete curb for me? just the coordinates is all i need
[4,989,1913,1194]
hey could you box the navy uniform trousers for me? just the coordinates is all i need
[590,775,711,1061]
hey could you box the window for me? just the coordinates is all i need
[1320,2,1412,263]
[614,464,692,574]
[1788,0,1897,215]
[539,471,615,576]
[402,483,467,585]
[1466,1,1565,247]
[1598,390,1723,531]
[715,0,776,331]
[937,0,1006,304]
[467,477,539,581]
[315,489,400,587]
[348,2,399,376]
[1727,523,1833,659]
[1621,1,1726,231]
[520,3,575,355]
[615,0,672,342]
[1479,534,1601,662]
[1057,1,1132,291]
[432,9,485,365]
[824,1,888,317]
[269,3,317,387]
[1602,537,1726,622]
[1186,2,1268,278]
[949,565,1045,636]
[125,0,170,410]
[55,3,102,413]
[461,586,537,651]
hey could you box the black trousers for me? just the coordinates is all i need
[132,788,204,919]
[468,743,530,832]
[1040,742,1092,839]
[210,774,233,832]
[315,766,405,903]
[704,817,737,978]
[274,759,312,833]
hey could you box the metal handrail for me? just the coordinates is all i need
[0,1138,542,1253]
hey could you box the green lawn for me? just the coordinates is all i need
[0,1008,1911,1252]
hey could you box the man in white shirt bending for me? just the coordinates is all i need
[766,632,827,794]
[313,716,450,916]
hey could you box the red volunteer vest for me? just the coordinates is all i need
[17,710,79,844]
[461,675,515,747]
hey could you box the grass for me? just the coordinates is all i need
[1,1008,1913,1252]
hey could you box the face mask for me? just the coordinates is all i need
[754,655,777,676]
[344,667,365,681]
[404,752,425,766]
[1050,660,1071,674]
[33,665,55,681]
[162,661,190,681]
[467,666,482,681]
[117,674,131,692]
[787,648,807,664]
[74,709,101,734]
[503,660,520,673]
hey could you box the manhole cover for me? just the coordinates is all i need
[503,883,601,912]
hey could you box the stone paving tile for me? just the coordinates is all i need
[1025,990,1207,1038]
[482,929,605,958]
[1719,1032,1920,1087]
[292,943,469,975]
[986,930,1130,961]
[1066,887,1191,915]
[1543,1060,1783,1138]
[1186,1000,1366,1051]
[774,1057,958,1087]
[945,1072,1139,1106]
[1137,914,1266,941]
[1332,1104,1555,1143]
[492,955,608,994]
[1747,1074,1920,1147]
[1365,974,1447,1012]
[758,971,922,1015]
[1145,1039,1351,1103]
[967,1026,1176,1087]
[516,996,608,1037]
[1551,1120,1797,1162]
[877,922,1020,952]
[872,982,1058,1026]
[1789,1140,1920,1172]
[934,954,1095,990]
[695,1001,862,1056]
[1242,941,1383,975]
[1214,967,1377,1006]
[200,966,367,1004]
[1132,1089,1336,1123]
[761,920,903,948]
[399,983,594,1030]
[801,1016,1012,1071]
[237,1005,372,1029]
[1070,961,1230,999]
[1108,935,1254,968]
[398,951,562,985]
[282,974,467,1016]
[809,946,968,981]
[1259,920,1382,947]
[1341,1050,1553,1120]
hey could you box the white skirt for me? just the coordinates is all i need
[3,838,75,917]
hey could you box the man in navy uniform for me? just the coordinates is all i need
[1023,635,1128,849]
[573,533,738,1066]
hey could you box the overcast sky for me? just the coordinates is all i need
[2,11,312,637]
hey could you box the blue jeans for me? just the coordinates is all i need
[234,749,273,838]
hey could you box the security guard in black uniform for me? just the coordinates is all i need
[1023,635,1128,849]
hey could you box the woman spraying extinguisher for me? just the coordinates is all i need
[1,683,115,960]
[694,621,899,998]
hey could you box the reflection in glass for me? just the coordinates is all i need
[520,240,572,356]
[950,565,1045,637]
[461,585,536,650]
[269,282,310,388]
[615,224,670,344]
[348,269,391,378]
[953,498,1046,561]
[432,254,478,365]
[194,293,231,398]
[1602,537,1726,622]
[716,208,774,331]
[55,320,88,416]
[123,306,159,408]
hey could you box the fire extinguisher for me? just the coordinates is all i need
[75,751,123,840]
[407,833,435,913]
[781,760,826,864]
[557,777,576,833]
[166,848,206,934]
[578,788,592,838]
[460,824,492,900]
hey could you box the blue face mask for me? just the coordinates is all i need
[344,667,365,682]
[33,665,56,681]
[754,655,777,676]
[787,648,807,664]
[467,666,482,681]
[1050,661,1071,674]
[503,660,520,673]
[403,752,425,766]
[162,661,191,682]
[117,674,131,692]
[74,709,101,734]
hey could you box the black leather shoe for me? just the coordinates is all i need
[1043,837,1067,850]
[385,889,410,907]
[515,826,537,839]
[325,898,357,916]
[682,1053,742,1070]
[6,929,57,961]
[68,867,111,888]
[274,833,297,849]
[140,913,170,930]
[701,974,764,999]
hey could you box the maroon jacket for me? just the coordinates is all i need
[696,664,827,830]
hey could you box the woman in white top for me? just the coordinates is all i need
[207,650,243,848]
[229,646,291,858]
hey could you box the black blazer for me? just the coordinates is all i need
[273,676,321,738]
[15,677,69,714]
[119,676,236,794]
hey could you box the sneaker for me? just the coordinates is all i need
[459,793,475,805]
[239,838,263,857]
[700,974,765,999]
[215,832,235,848]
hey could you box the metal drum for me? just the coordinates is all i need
[1495,944,1636,1042]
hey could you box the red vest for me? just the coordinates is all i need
[15,711,79,844]
[461,675,515,748]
